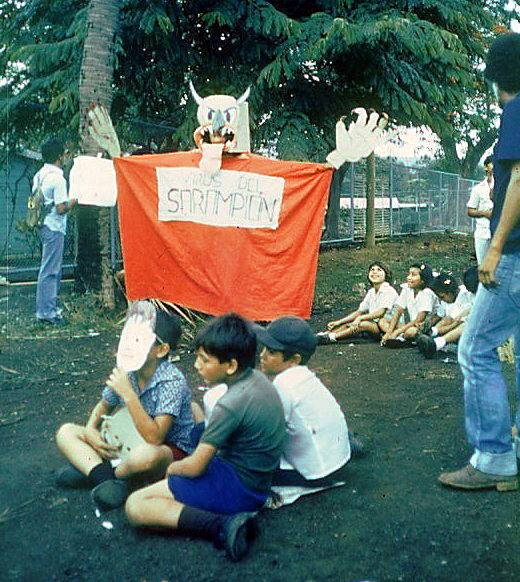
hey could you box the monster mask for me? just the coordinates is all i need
[190,82,250,175]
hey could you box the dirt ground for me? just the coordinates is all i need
[1,236,520,581]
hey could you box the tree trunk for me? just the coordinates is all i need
[323,164,348,240]
[364,152,376,249]
[77,0,120,309]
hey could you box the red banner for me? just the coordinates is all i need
[114,152,332,321]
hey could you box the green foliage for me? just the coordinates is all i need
[1,0,517,163]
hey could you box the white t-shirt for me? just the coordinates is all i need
[202,383,228,423]
[396,285,438,321]
[467,178,493,240]
[438,285,475,322]
[359,281,398,314]
[273,365,350,479]
[32,164,69,235]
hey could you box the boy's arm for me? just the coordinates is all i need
[55,199,77,215]
[467,206,492,219]
[167,442,216,478]
[105,367,173,446]
[51,174,77,215]
[84,399,119,458]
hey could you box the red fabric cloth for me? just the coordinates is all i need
[114,152,332,320]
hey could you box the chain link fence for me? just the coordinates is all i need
[323,158,478,243]
[1,152,479,282]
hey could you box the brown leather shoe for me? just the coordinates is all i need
[438,464,518,491]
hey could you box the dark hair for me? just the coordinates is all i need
[367,261,392,285]
[463,266,479,294]
[195,313,256,371]
[410,262,433,288]
[484,33,520,94]
[483,155,493,167]
[41,138,65,164]
[431,273,459,298]
[155,309,182,354]
[279,348,312,366]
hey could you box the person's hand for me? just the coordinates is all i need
[381,332,391,345]
[327,320,340,331]
[479,246,502,287]
[84,426,119,459]
[106,367,134,402]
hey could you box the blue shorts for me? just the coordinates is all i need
[168,456,267,514]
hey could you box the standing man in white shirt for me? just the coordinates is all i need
[467,155,494,265]
[34,139,77,325]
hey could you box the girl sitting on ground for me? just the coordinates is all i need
[316,262,398,344]
[381,263,440,348]
[417,268,477,358]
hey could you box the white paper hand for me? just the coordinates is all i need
[88,104,122,158]
[326,108,388,168]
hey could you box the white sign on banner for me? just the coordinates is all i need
[69,155,118,207]
[156,167,285,229]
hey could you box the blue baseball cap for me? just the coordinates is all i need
[254,316,317,355]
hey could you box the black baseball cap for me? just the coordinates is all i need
[254,316,317,355]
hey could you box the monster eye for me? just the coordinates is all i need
[224,107,237,124]
[207,109,214,121]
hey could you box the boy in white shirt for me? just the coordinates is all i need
[381,263,440,348]
[34,138,77,325]
[255,316,354,487]
[316,262,398,344]
[467,156,494,265]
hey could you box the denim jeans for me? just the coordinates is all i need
[36,225,65,320]
[458,252,520,476]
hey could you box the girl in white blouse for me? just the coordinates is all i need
[381,263,439,347]
[317,262,398,344]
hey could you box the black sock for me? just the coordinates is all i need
[88,461,116,487]
[177,506,226,543]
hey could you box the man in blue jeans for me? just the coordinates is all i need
[35,139,76,326]
[439,33,520,491]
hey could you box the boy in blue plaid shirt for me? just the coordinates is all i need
[55,304,194,510]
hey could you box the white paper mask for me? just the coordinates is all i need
[116,301,157,372]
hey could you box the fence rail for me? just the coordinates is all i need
[1,153,479,282]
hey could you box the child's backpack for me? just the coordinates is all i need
[25,173,52,229]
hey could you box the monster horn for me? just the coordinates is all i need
[237,87,251,104]
[189,80,204,105]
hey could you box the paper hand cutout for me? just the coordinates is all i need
[88,104,122,159]
[326,108,388,168]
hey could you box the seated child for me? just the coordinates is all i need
[255,316,352,488]
[381,263,440,347]
[55,301,195,510]
[417,268,477,358]
[124,313,286,562]
[316,262,397,344]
